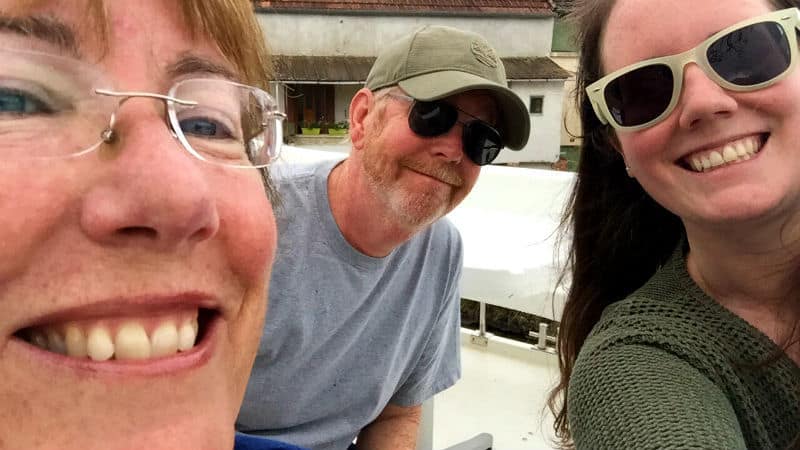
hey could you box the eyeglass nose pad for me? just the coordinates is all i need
[101,128,117,144]
[101,110,120,145]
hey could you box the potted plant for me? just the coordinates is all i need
[300,121,321,135]
[327,120,349,136]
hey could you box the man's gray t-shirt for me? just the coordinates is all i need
[237,159,462,450]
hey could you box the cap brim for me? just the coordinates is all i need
[398,71,531,150]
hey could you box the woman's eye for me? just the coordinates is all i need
[179,117,234,139]
[0,88,53,115]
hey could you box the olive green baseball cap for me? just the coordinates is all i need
[366,25,531,150]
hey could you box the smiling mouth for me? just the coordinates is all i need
[14,309,215,361]
[405,166,463,187]
[682,134,766,173]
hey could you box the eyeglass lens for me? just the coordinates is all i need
[604,20,792,127]
[170,79,281,168]
[0,48,282,167]
[408,100,503,166]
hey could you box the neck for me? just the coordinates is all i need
[327,159,420,257]
[684,215,800,343]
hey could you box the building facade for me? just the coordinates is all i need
[255,0,571,164]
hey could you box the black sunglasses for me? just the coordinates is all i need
[390,94,503,166]
[587,8,800,130]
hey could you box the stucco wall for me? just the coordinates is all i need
[492,80,564,164]
[258,13,554,57]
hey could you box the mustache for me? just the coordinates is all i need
[400,158,464,187]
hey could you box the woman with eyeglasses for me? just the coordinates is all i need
[549,0,800,449]
[0,1,306,449]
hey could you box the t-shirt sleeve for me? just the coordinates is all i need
[389,230,464,407]
[568,343,746,450]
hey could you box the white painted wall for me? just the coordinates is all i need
[492,80,564,164]
[258,13,554,57]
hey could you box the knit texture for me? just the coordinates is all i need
[568,244,800,450]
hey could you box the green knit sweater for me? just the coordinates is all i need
[568,245,800,450]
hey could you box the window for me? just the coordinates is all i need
[529,96,544,114]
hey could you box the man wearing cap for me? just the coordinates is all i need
[237,25,530,450]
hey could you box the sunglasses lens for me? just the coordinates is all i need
[708,21,791,86]
[463,121,502,166]
[408,101,459,137]
[604,64,674,127]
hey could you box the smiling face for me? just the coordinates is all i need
[603,0,800,230]
[356,89,494,228]
[0,1,276,449]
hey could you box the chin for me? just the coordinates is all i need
[0,342,241,450]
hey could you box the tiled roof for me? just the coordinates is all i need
[254,1,553,16]
[273,55,571,82]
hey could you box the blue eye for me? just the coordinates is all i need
[179,117,233,139]
[0,88,52,115]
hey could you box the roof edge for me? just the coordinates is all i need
[254,8,554,18]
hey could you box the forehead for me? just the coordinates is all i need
[0,1,239,82]
[0,2,194,56]
[601,0,774,73]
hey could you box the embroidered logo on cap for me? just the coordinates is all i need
[471,40,498,68]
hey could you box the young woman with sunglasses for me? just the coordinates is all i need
[550,0,800,448]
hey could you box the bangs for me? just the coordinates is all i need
[3,0,272,89]
[180,1,273,89]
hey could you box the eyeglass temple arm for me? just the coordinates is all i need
[587,94,610,125]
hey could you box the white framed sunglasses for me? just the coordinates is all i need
[587,8,800,131]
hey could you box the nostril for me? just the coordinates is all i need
[118,227,158,239]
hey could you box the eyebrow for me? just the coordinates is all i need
[0,14,81,57]
[167,54,241,82]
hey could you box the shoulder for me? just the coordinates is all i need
[268,159,342,216]
[269,159,338,190]
[417,217,463,256]
[568,343,746,449]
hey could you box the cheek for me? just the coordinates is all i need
[0,167,78,282]
[215,175,278,287]
[457,165,481,199]
[758,81,800,124]
[617,125,674,166]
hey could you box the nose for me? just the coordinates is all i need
[677,64,738,129]
[80,104,220,252]
[430,124,465,164]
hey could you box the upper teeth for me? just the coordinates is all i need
[24,313,199,361]
[687,136,761,172]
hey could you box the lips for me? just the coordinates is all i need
[401,159,464,186]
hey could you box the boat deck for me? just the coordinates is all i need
[433,332,559,450]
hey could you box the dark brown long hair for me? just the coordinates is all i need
[548,0,800,447]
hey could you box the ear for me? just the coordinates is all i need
[348,88,374,152]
